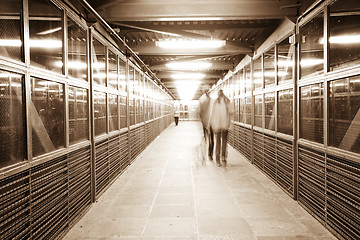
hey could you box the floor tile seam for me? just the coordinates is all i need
[140,126,177,238]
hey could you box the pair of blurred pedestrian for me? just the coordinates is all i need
[199,86,233,167]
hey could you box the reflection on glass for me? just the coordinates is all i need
[264,48,275,87]
[239,70,245,95]
[245,66,251,93]
[254,95,262,127]
[253,57,262,90]
[265,92,275,130]
[31,78,64,157]
[278,89,293,135]
[94,91,106,136]
[129,97,135,125]
[69,86,88,144]
[245,96,251,124]
[134,70,140,96]
[108,50,118,89]
[0,71,25,168]
[128,66,134,95]
[109,94,118,132]
[300,13,324,78]
[300,83,324,143]
[120,96,127,128]
[329,0,360,71]
[92,38,106,86]
[68,18,87,80]
[278,37,294,83]
[329,76,360,153]
[234,99,239,122]
[239,97,245,123]
[29,0,63,73]
[0,0,22,61]
[119,59,126,92]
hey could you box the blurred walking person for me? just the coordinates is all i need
[198,85,214,160]
[210,89,233,167]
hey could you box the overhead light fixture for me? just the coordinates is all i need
[176,81,200,100]
[319,34,360,44]
[0,39,62,48]
[166,61,212,70]
[38,27,62,35]
[171,73,205,79]
[156,39,225,49]
[300,58,323,67]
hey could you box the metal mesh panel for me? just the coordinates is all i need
[276,138,293,196]
[68,146,91,226]
[0,171,31,240]
[109,135,121,181]
[263,134,276,180]
[253,131,263,169]
[30,155,68,239]
[95,139,109,196]
[326,154,360,240]
[298,145,326,222]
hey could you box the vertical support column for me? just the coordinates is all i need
[250,59,254,164]
[63,13,69,149]
[323,5,330,220]
[126,58,131,164]
[294,28,300,201]
[88,28,96,203]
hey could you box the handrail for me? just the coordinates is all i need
[76,0,176,100]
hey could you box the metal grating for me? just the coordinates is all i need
[30,155,68,239]
[326,154,360,240]
[298,145,326,222]
[109,135,121,182]
[68,146,91,226]
[263,134,276,181]
[253,131,264,169]
[276,138,293,196]
[0,171,31,240]
[95,139,109,196]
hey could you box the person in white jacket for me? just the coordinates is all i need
[210,89,233,167]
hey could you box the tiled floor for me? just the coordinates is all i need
[64,121,337,240]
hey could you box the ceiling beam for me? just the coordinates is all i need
[96,0,298,21]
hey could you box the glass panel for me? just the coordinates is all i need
[239,97,245,123]
[31,78,64,157]
[108,94,118,132]
[68,18,87,80]
[329,76,360,153]
[329,0,360,71]
[128,66,134,95]
[108,50,118,89]
[94,91,106,136]
[0,71,25,168]
[264,48,275,87]
[254,95,262,127]
[300,83,324,143]
[120,96,127,128]
[135,98,140,124]
[0,0,22,61]
[278,89,293,135]
[134,70,140,96]
[234,99,239,122]
[29,0,63,73]
[92,38,106,86]
[245,96,251,124]
[265,92,275,131]
[129,97,135,125]
[278,37,294,84]
[69,86,88,144]
[300,13,324,78]
[253,57,262,90]
[119,58,126,92]
[245,66,251,93]
[139,99,144,123]
[239,70,245,94]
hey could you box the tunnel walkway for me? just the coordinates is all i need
[64,121,336,240]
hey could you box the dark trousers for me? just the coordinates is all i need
[203,127,214,158]
[174,117,179,126]
[215,130,228,163]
